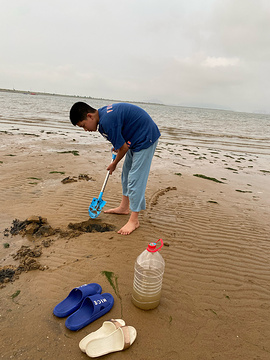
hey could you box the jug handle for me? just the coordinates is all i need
[154,238,164,252]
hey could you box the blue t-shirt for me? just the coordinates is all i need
[98,103,160,151]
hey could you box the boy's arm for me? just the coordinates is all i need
[107,142,129,174]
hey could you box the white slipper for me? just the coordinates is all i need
[79,319,125,353]
[85,325,137,358]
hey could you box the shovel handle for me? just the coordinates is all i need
[97,191,104,201]
[100,151,117,193]
[100,172,110,193]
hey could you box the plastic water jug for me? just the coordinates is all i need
[132,239,165,310]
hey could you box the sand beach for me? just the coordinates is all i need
[1,116,270,360]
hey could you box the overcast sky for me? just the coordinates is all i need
[1,0,270,113]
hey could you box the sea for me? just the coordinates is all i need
[0,91,270,158]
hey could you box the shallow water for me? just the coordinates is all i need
[1,90,270,156]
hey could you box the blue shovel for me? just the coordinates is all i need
[88,151,117,219]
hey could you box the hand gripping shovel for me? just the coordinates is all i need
[88,151,117,219]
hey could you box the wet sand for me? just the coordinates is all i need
[1,129,270,360]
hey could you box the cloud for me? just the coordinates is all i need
[0,0,270,112]
[209,0,270,61]
[202,57,240,68]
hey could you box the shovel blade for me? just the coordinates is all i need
[88,197,106,219]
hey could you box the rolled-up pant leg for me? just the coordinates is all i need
[121,140,158,212]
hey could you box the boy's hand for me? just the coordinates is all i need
[107,143,129,174]
[107,161,117,175]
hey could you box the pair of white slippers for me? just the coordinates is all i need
[79,319,137,358]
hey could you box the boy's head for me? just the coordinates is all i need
[69,102,97,126]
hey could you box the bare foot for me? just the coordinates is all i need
[104,206,129,215]
[117,219,140,235]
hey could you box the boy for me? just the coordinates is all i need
[69,101,160,235]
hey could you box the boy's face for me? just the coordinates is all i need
[77,113,97,132]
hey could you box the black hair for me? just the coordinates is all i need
[69,102,97,126]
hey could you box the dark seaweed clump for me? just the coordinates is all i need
[0,268,16,283]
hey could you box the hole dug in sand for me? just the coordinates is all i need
[68,219,116,233]
[6,216,116,239]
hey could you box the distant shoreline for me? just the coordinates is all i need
[0,87,165,107]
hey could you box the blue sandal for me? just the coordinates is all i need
[65,293,114,331]
[53,283,102,318]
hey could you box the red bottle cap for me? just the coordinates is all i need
[147,239,164,252]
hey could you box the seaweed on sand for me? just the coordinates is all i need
[101,271,121,299]
[101,271,123,317]
[235,189,252,193]
[58,150,79,156]
[260,169,270,174]
[193,174,224,183]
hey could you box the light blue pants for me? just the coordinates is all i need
[121,140,158,212]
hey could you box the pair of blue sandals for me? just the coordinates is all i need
[53,283,114,331]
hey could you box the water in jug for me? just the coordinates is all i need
[132,239,165,310]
